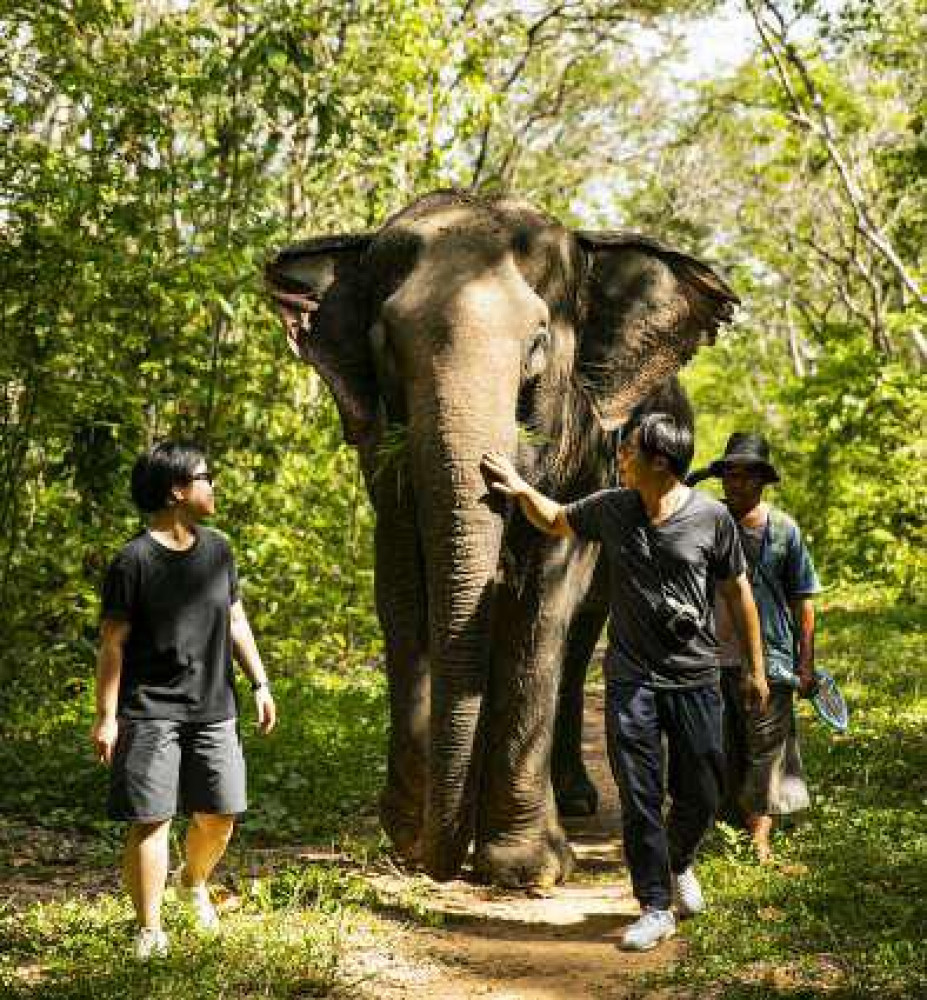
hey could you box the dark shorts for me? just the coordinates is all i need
[108,717,247,822]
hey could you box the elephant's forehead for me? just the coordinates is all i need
[373,205,577,309]
[383,206,512,259]
[387,251,538,330]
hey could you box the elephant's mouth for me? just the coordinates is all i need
[678,326,720,365]
[265,282,318,360]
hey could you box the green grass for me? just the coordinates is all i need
[0,865,370,998]
[0,586,924,997]
[659,585,927,999]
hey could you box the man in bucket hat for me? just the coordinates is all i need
[688,433,821,862]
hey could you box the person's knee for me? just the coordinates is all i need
[191,812,235,837]
[131,819,171,842]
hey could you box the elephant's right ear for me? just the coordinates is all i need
[265,234,377,445]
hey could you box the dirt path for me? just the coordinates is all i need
[342,687,683,999]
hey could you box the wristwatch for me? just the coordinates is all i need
[250,679,269,693]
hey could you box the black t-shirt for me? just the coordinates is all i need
[100,526,240,721]
[564,488,745,689]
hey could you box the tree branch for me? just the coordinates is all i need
[747,0,926,326]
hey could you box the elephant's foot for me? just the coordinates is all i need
[423,825,472,882]
[553,768,599,818]
[378,792,424,866]
[472,828,575,888]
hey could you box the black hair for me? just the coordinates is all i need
[625,410,694,478]
[130,441,207,513]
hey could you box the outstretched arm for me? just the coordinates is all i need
[481,452,574,538]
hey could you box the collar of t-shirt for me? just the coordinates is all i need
[145,526,200,557]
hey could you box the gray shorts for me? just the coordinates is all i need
[720,667,810,818]
[108,717,247,822]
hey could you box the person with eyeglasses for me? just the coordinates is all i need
[482,411,768,952]
[91,440,276,959]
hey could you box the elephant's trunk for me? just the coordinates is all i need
[410,392,515,880]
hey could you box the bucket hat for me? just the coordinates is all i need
[685,432,780,486]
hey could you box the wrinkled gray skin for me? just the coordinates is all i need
[265,191,737,886]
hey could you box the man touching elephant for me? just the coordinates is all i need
[483,411,768,951]
[266,190,743,886]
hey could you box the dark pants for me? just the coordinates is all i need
[719,667,748,826]
[605,679,724,910]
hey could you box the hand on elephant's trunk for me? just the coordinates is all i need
[480,452,529,498]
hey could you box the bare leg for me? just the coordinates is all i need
[183,812,235,886]
[746,812,773,863]
[124,820,171,929]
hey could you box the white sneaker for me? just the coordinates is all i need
[620,908,676,951]
[673,866,706,917]
[175,867,220,932]
[134,927,169,959]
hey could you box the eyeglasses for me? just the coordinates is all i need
[189,472,214,485]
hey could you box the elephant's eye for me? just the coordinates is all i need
[525,322,550,378]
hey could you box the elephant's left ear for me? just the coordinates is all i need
[574,233,739,431]
[265,234,376,445]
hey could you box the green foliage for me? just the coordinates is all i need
[685,335,926,595]
[0,3,923,994]
[781,349,925,593]
[0,0,725,701]
[241,671,387,844]
[663,1,927,597]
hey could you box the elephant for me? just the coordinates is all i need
[264,190,737,887]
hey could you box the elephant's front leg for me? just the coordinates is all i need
[367,458,430,864]
[474,536,599,887]
[378,629,429,863]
